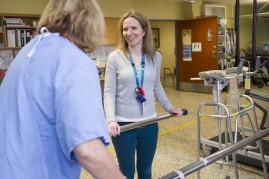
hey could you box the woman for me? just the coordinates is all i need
[104,9,183,179]
[0,0,124,178]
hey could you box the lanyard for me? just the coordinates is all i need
[129,51,145,88]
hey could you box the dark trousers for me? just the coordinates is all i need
[112,123,158,179]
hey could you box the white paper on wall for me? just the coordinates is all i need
[87,45,115,67]
[0,50,14,70]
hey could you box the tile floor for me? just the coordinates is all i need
[80,82,269,179]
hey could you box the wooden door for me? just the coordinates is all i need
[177,16,218,93]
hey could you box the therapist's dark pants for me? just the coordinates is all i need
[112,123,158,179]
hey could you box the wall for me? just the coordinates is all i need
[133,0,192,20]
[133,0,190,76]
[150,21,176,75]
[1,0,268,75]
[97,0,132,18]
[0,0,187,78]
[258,19,269,43]
[225,3,235,28]
[0,0,132,16]
[239,5,269,51]
[240,18,269,51]
[192,0,203,18]
[0,0,190,20]
[0,0,48,14]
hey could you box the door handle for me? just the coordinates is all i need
[212,46,217,59]
[212,50,216,58]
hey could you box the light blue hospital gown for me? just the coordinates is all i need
[0,30,110,179]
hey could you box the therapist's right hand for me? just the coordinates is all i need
[108,121,120,137]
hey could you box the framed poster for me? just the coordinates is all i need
[152,28,160,48]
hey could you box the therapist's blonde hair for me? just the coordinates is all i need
[37,0,104,53]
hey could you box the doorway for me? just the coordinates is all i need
[176,16,219,93]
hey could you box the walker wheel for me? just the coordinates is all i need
[237,129,242,136]
[257,82,264,88]
[238,82,244,87]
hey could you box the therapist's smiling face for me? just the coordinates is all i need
[122,17,145,49]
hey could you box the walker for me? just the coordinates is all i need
[191,59,268,179]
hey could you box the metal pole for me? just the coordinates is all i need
[120,109,188,132]
[120,114,172,132]
[251,0,257,70]
[159,128,269,179]
[235,0,240,66]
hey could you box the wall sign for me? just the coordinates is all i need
[192,42,202,52]
[207,28,212,41]
[182,29,192,61]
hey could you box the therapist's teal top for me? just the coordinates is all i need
[0,31,110,179]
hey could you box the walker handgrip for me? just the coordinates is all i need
[236,59,244,75]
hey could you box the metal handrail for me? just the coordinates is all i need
[120,114,173,132]
[159,128,269,179]
[120,109,188,132]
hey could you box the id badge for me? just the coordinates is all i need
[135,87,146,104]
[136,95,146,104]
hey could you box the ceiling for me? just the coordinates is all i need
[203,0,269,5]
[173,0,269,5]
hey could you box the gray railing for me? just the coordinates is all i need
[159,128,269,179]
[120,114,173,132]
[120,109,188,132]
